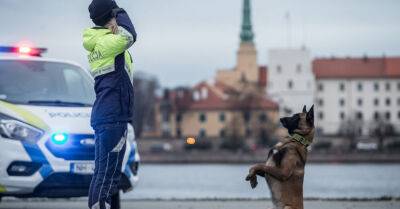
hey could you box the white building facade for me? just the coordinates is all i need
[267,48,315,116]
[313,57,400,136]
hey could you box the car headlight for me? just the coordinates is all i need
[0,114,44,143]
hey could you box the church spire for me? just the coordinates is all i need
[240,0,254,43]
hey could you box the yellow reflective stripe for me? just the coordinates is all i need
[0,101,50,131]
[0,185,6,193]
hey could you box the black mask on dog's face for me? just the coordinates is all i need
[280,105,314,135]
[280,114,300,135]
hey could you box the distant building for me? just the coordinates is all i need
[150,0,279,140]
[313,56,400,136]
[216,0,266,93]
[156,82,278,139]
[267,48,315,116]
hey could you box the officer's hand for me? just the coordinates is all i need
[110,24,118,34]
[106,18,118,34]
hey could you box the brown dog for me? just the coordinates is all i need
[246,105,315,209]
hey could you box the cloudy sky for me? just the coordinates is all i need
[1,0,399,87]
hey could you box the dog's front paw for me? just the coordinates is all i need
[245,174,258,189]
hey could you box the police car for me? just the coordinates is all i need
[0,46,139,201]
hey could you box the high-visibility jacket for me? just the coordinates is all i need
[83,10,136,127]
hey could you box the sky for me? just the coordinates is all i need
[1,0,400,87]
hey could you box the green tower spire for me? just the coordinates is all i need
[240,0,254,43]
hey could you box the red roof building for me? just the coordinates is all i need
[312,56,400,136]
[313,57,400,79]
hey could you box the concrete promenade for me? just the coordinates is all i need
[1,199,399,209]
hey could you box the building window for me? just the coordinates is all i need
[339,83,345,91]
[193,91,200,101]
[398,111,400,119]
[176,114,182,122]
[220,129,226,138]
[385,112,391,120]
[219,113,226,122]
[386,82,391,91]
[277,65,282,74]
[357,83,363,91]
[340,112,345,120]
[259,113,267,122]
[398,82,400,91]
[374,112,380,120]
[318,112,324,120]
[339,98,345,107]
[296,64,302,73]
[245,128,252,137]
[398,98,400,106]
[199,113,207,123]
[356,112,363,120]
[357,98,363,106]
[386,98,391,106]
[374,98,379,106]
[374,82,379,91]
[201,87,208,99]
[199,129,207,138]
[288,80,294,89]
[176,128,182,138]
[244,112,251,122]
[318,98,324,107]
[318,83,324,91]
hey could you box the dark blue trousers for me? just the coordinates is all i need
[88,122,127,209]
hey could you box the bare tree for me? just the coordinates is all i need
[173,87,192,138]
[369,115,395,151]
[132,72,159,138]
[221,77,274,150]
[221,113,245,151]
[338,117,363,151]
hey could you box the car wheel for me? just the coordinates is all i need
[110,191,120,209]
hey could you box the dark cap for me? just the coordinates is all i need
[88,0,119,26]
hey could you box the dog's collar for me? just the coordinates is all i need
[290,133,311,147]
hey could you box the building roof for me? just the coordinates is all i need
[313,56,400,79]
[189,82,229,110]
[165,81,278,112]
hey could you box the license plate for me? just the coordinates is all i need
[71,162,95,174]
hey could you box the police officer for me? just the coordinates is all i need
[83,0,136,208]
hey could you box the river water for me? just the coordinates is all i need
[123,164,400,200]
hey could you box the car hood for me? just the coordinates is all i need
[0,102,93,134]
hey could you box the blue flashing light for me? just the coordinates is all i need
[51,133,68,145]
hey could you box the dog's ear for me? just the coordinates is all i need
[302,105,307,113]
[306,105,314,126]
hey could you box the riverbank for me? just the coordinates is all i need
[140,152,400,164]
[1,199,399,209]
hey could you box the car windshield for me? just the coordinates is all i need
[0,60,95,106]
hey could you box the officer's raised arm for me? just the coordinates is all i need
[95,8,136,57]
[113,8,137,44]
